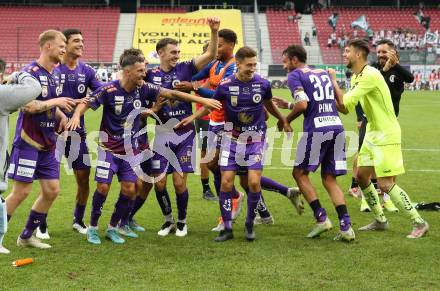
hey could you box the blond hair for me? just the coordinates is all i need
[38,30,66,47]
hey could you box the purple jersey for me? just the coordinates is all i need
[287,67,343,132]
[13,61,61,151]
[146,61,198,125]
[88,80,160,155]
[213,74,272,141]
[57,61,101,137]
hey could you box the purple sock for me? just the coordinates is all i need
[219,191,232,230]
[261,176,288,196]
[73,203,86,223]
[314,208,327,223]
[20,210,47,239]
[129,196,146,221]
[339,214,351,231]
[110,193,131,227]
[257,194,271,218]
[176,189,189,222]
[90,190,107,227]
[155,189,172,216]
[120,198,135,226]
[246,191,262,225]
[213,171,221,196]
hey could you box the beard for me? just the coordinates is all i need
[346,61,352,69]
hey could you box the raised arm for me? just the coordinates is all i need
[193,17,220,71]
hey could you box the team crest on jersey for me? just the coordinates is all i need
[56,87,62,96]
[252,93,262,103]
[172,79,181,88]
[389,75,395,83]
[231,96,238,106]
[41,86,48,97]
[133,99,142,109]
[78,84,86,94]
[68,74,75,81]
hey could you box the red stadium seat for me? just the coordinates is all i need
[0,6,120,63]
[266,10,302,63]
[312,8,440,64]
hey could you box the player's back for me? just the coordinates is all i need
[288,67,343,133]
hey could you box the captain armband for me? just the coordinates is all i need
[293,90,309,104]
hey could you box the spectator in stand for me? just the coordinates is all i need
[331,32,337,45]
[312,26,317,38]
[304,32,311,46]
[353,29,358,38]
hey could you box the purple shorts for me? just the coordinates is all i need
[151,129,196,175]
[95,148,138,184]
[61,136,91,170]
[219,135,265,172]
[8,145,59,183]
[207,124,224,150]
[294,130,347,176]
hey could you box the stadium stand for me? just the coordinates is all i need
[0,6,119,63]
[266,8,302,63]
[137,7,186,13]
[313,8,440,64]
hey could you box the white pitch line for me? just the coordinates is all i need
[268,147,440,152]
[263,167,440,172]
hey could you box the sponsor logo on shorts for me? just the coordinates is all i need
[313,116,342,128]
[219,151,229,166]
[18,158,37,167]
[7,164,15,174]
[16,166,35,178]
[97,161,110,168]
[335,160,347,170]
[96,168,109,179]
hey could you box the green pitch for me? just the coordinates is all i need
[1,90,439,290]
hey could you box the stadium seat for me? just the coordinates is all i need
[0,6,120,63]
[266,8,302,63]
[312,8,440,64]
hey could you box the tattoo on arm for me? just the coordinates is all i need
[21,100,49,114]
